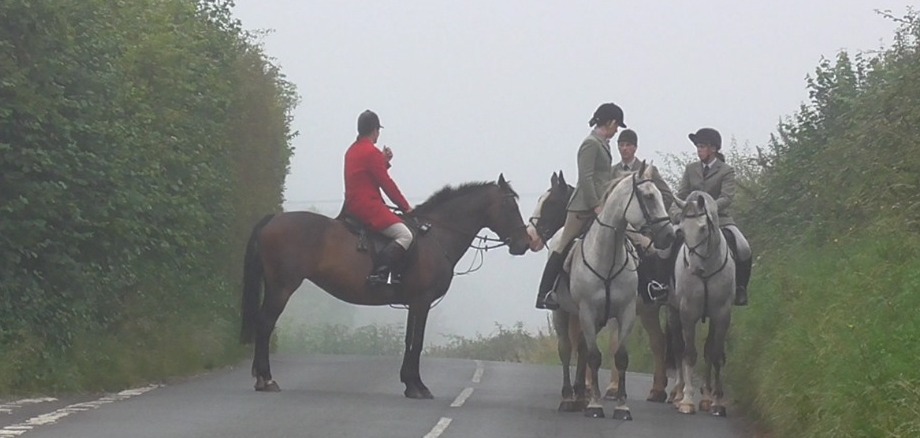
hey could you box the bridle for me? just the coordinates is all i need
[593,174,670,236]
[581,173,671,321]
[410,191,526,275]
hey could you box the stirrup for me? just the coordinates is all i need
[647,281,669,302]
[367,271,391,286]
[537,292,560,310]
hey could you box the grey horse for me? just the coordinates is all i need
[550,162,675,419]
[667,190,735,416]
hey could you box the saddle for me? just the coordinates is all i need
[337,212,430,259]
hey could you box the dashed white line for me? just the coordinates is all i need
[450,387,474,408]
[423,417,453,438]
[471,360,483,383]
[0,398,58,415]
[0,385,159,436]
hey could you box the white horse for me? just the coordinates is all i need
[667,190,735,416]
[527,170,674,408]
[550,162,675,419]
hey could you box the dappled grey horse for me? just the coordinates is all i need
[667,191,735,416]
[528,171,673,407]
[550,162,675,419]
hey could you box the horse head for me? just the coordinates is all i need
[679,191,721,257]
[626,161,675,250]
[527,170,572,251]
[488,174,532,255]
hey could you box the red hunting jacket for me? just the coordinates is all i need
[343,138,411,232]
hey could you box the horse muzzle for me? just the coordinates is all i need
[652,222,676,250]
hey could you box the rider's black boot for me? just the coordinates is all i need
[734,256,752,306]
[536,251,565,310]
[368,242,407,286]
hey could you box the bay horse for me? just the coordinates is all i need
[542,162,675,419]
[527,170,672,408]
[241,175,531,399]
[666,191,734,416]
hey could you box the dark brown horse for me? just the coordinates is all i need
[240,175,531,399]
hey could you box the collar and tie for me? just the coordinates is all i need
[703,164,710,177]
[623,164,630,171]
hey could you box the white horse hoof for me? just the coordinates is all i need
[678,403,696,414]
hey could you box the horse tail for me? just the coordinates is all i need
[240,214,275,344]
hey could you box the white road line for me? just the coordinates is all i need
[450,387,474,408]
[0,398,58,415]
[422,417,453,438]
[0,385,159,436]
[471,360,483,383]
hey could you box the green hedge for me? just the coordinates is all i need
[0,0,295,393]
[727,10,920,437]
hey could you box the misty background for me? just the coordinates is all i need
[230,1,904,343]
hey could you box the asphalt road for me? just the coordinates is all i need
[0,355,753,437]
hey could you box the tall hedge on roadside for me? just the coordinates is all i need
[729,10,920,437]
[0,0,296,392]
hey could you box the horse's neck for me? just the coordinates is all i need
[424,197,488,262]
[584,202,627,266]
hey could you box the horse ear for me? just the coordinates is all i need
[639,160,648,175]
[551,172,558,187]
[675,196,687,210]
[696,193,706,209]
[498,173,507,187]
[558,170,566,186]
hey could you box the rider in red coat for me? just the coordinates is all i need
[344,110,414,286]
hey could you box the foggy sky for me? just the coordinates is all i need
[231,1,904,341]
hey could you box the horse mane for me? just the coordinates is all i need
[413,180,518,215]
[598,160,654,206]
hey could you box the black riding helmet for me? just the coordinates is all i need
[688,128,721,150]
[357,110,383,136]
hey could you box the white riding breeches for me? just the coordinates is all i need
[381,222,413,250]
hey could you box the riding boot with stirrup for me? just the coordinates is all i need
[734,256,752,306]
[368,242,407,286]
[536,251,565,310]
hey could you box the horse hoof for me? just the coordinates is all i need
[647,389,667,403]
[583,407,605,418]
[678,403,696,414]
[711,405,727,417]
[404,386,434,399]
[699,399,713,412]
[558,400,580,412]
[611,408,632,421]
[255,380,281,392]
[603,388,618,400]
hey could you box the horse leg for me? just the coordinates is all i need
[572,325,589,411]
[400,304,433,399]
[707,315,731,417]
[253,284,295,392]
[554,311,578,412]
[578,307,604,418]
[639,301,669,402]
[602,327,620,400]
[699,326,714,413]
[677,317,698,414]
[666,308,685,405]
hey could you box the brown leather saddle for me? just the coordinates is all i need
[336,211,430,259]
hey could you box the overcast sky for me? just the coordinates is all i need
[231,1,905,340]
